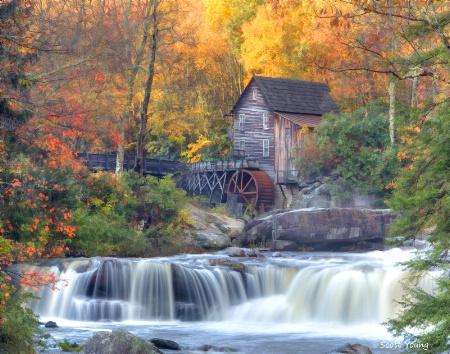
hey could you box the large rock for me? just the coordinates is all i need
[80,329,162,354]
[328,343,372,354]
[186,204,245,249]
[242,208,396,251]
[223,247,265,258]
[44,321,58,328]
[150,338,180,351]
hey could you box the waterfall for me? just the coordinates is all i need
[29,259,174,321]
[27,249,431,325]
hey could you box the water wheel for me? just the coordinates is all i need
[227,169,273,208]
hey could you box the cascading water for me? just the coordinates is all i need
[29,259,175,321]
[28,248,424,325]
[26,248,436,353]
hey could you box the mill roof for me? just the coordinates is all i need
[232,76,340,116]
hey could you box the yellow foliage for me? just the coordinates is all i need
[203,0,232,27]
[181,135,211,162]
[397,150,409,161]
[240,2,312,77]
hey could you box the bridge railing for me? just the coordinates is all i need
[189,159,259,172]
[77,152,261,175]
[78,153,185,175]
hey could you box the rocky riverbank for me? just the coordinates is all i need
[44,327,373,354]
[186,204,396,252]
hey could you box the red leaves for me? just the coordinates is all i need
[92,73,107,84]
[10,178,21,187]
[3,187,14,196]
[21,269,59,291]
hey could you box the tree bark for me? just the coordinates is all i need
[135,1,158,177]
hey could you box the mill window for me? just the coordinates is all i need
[263,112,269,129]
[239,114,245,131]
[263,139,269,157]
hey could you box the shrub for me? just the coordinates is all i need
[58,339,83,352]
[70,171,189,257]
[297,102,400,196]
[0,291,43,354]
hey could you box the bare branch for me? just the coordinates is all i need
[30,58,92,80]
[429,0,450,52]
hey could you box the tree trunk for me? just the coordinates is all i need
[115,130,125,174]
[389,79,396,145]
[388,1,397,146]
[135,1,158,177]
[411,76,418,108]
[116,0,154,175]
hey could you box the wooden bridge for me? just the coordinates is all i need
[186,159,273,208]
[78,153,185,176]
[78,153,274,208]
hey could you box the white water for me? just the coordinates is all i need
[28,248,432,353]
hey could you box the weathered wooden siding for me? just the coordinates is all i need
[233,81,276,179]
[274,115,302,174]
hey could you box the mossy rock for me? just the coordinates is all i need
[81,329,162,354]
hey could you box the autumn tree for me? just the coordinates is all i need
[203,0,263,56]
[240,1,313,78]
[312,0,450,121]
[0,0,71,351]
[30,0,123,154]
[147,0,244,161]
[28,0,247,169]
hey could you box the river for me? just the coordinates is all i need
[28,247,430,353]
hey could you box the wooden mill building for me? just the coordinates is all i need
[231,76,339,184]
[185,76,340,211]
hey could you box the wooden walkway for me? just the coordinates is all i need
[78,153,273,206]
[78,153,185,176]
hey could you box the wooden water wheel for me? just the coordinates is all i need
[227,169,273,208]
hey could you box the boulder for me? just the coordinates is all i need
[186,205,245,249]
[80,329,162,354]
[150,338,180,351]
[242,217,273,246]
[328,343,372,354]
[242,208,396,251]
[208,259,246,273]
[44,321,58,328]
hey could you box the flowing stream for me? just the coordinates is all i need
[28,248,432,353]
